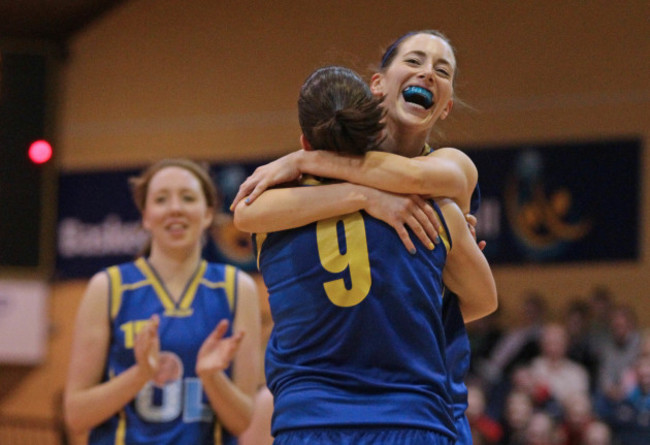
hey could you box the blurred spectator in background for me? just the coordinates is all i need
[529,323,590,407]
[556,391,596,445]
[641,330,650,356]
[467,308,503,383]
[563,299,600,392]
[597,352,650,445]
[611,330,650,404]
[524,411,559,445]
[580,421,612,445]
[480,292,547,420]
[480,292,547,387]
[469,286,648,445]
[586,286,615,353]
[501,390,534,445]
[596,304,641,402]
[466,381,503,445]
[510,365,563,420]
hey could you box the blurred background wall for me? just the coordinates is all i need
[0,0,648,429]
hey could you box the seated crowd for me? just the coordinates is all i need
[465,286,649,445]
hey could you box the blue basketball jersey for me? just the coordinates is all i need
[422,144,480,444]
[255,200,456,440]
[442,291,471,418]
[89,258,238,445]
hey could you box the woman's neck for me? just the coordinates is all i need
[147,245,202,289]
[381,120,430,158]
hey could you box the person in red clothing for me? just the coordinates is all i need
[466,382,502,445]
[556,391,596,445]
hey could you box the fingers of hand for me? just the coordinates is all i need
[420,202,440,239]
[246,182,268,205]
[406,213,434,251]
[213,319,230,340]
[147,340,160,371]
[221,333,244,359]
[414,205,440,248]
[198,330,244,373]
[232,331,245,345]
[230,176,258,210]
[142,316,159,347]
[150,313,160,329]
[468,224,477,241]
[394,224,416,255]
[404,197,437,249]
[230,189,247,211]
[135,322,159,373]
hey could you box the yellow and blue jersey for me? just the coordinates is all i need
[256,187,457,440]
[89,257,238,445]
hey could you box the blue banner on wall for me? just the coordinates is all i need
[467,138,640,264]
[55,138,641,278]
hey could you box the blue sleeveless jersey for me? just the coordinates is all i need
[422,145,480,443]
[89,258,238,445]
[441,291,471,421]
[256,203,456,440]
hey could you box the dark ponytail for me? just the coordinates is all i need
[298,66,385,155]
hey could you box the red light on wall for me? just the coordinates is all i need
[28,140,52,164]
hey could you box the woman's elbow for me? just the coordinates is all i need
[482,287,499,319]
[232,205,255,233]
[482,281,498,314]
[487,295,498,316]
[63,399,87,436]
[231,409,255,437]
[462,289,498,323]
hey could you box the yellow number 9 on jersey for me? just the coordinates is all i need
[316,213,372,307]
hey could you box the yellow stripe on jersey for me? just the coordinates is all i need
[201,265,236,312]
[435,211,451,253]
[214,421,223,445]
[107,266,123,321]
[255,233,267,271]
[300,174,322,186]
[224,265,236,312]
[115,408,127,445]
[135,258,178,316]
[105,367,127,445]
[178,260,207,313]
[120,281,151,292]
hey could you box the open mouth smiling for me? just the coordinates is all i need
[402,86,434,109]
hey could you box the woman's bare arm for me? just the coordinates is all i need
[232,148,477,214]
[64,273,158,435]
[233,182,440,254]
[439,198,498,322]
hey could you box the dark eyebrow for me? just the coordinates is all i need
[403,50,454,68]
[404,50,427,59]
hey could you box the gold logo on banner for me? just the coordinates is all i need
[505,150,592,252]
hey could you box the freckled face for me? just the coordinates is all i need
[142,166,213,252]
[371,33,456,131]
